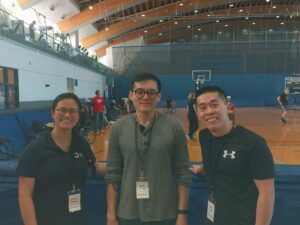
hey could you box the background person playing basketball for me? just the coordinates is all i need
[277,89,289,123]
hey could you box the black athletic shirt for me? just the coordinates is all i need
[199,125,274,225]
[17,131,96,225]
[280,93,288,106]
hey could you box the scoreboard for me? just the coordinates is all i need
[285,76,300,94]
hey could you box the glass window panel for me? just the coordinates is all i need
[7,69,15,84]
[0,68,3,83]
[0,84,5,110]
[8,85,17,109]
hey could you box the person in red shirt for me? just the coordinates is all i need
[91,90,105,133]
[226,96,235,123]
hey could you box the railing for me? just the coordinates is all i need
[0,8,115,77]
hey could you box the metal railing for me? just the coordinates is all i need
[0,8,115,77]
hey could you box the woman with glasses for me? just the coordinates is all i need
[17,93,105,225]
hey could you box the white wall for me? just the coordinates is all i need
[0,36,106,102]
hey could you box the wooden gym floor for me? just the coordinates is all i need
[91,107,300,165]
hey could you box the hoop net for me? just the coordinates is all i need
[196,75,206,84]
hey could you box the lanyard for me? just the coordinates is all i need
[52,136,79,191]
[207,125,235,195]
[134,113,156,177]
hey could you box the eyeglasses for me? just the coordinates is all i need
[56,107,79,115]
[132,89,159,99]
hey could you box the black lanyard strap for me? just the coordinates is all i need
[52,136,79,190]
[134,112,156,177]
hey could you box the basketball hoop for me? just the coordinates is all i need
[197,77,205,84]
[192,70,211,82]
[196,75,205,85]
[195,75,205,91]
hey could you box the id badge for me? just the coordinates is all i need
[207,195,216,222]
[68,189,81,213]
[136,177,150,199]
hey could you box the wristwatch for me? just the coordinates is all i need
[177,209,188,214]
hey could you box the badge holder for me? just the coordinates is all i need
[136,172,150,199]
[68,184,81,213]
[207,193,216,222]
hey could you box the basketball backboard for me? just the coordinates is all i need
[192,70,211,82]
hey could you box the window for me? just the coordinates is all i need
[0,66,19,110]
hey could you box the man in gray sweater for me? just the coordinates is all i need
[105,73,191,225]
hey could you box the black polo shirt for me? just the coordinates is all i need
[17,131,96,225]
[199,125,274,225]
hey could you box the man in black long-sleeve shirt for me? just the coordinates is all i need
[277,89,289,123]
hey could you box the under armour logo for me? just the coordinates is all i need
[74,152,84,159]
[223,150,236,159]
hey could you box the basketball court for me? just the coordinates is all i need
[92,71,300,165]
[91,106,300,165]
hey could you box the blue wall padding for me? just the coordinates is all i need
[114,73,295,108]
[0,162,299,225]
[0,109,52,154]
[15,110,50,126]
[0,114,27,153]
[42,109,52,122]
[15,110,52,143]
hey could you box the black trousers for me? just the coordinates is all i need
[188,114,199,138]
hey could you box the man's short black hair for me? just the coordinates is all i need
[195,86,227,103]
[131,73,161,92]
[95,90,100,95]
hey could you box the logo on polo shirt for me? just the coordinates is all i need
[223,150,236,159]
[74,152,84,159]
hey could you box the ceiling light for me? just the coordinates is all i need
[239,9,243,12]
[207,14,211,17]
[141,14,145,17]
[216,20,219,23]
[158,33,162,36]
[252,22,256,25]
[194,9,198,13]
[266,0,270,2]
[105,27,108,31]
[225,24,228,27]
[159,19,163,22]
[198,28,201,31]
[218,31,222,34]
[245,16,249,20]
[276,15,280,19]
[179,3,183,6]
[174,21,178,24]
[88,5,93,10]
[144,30,147,33]
[229,4,234,7]
[273,6,277,9]
[187,25,191,28]
[281,22,284,25]
[269,29,273,32]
